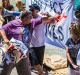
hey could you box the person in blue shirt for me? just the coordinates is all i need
[66,23,80,75]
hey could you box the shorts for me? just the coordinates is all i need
[29,46,45,66]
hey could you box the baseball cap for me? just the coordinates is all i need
[29,4,40,11]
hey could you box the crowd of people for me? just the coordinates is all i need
[0,0,54,75]
[0,0,80,75]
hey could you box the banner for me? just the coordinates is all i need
[28,0,73,48]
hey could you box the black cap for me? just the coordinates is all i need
[29,4,40,11]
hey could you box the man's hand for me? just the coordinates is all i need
[39,12,55,23]
[72,64,79,70]
[42,16,55,23]
[40,12,51,17]
[0,29,10,46]
[4,39,10,46]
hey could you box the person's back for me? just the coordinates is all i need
[2,19,22,40]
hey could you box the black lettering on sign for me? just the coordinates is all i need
[52,25,58,39]
[45,24,51,35]
[46,24,58,39]
[59,3,63,13]
[52,2,57,13]
[58,26,64,41]
[46,24,64,41]
[31,0,63,13]
[50,2,63,13]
